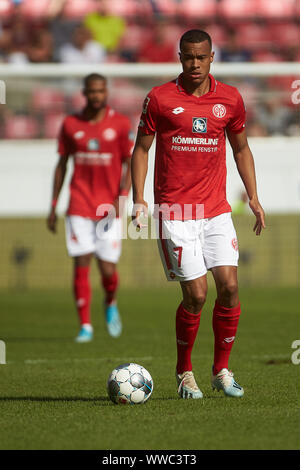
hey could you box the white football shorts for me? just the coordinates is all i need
[156,212,239,282]
[65,215,122,263]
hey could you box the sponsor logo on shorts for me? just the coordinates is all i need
[231,238,238,251]
[192,117,207,133]
[169,271,176,279]
[212,104,226,118]
[71,231,78,242]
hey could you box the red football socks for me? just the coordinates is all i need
[212,300,241,375]
[73,266,91,325]
[102,271,119,305]
[176,302,201,374]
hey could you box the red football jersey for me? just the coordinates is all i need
[58,107,133,219]
[139,73,246,220]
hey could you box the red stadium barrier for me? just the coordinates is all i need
[4,115,39,139]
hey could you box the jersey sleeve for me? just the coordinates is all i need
[138,89,159,135]
[57,118,73,156]
[226,91,246,134]
[120,117,135,160]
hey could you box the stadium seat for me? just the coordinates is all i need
[109,79,145,115]
[252,50,285,62]
[44,112,65,139]
[31,88,65,113]
[121,24,152,59]
[20,0,51,20]
[236,23,271,50]
[70,91,86,112]
[257,0,296,19]
[268,23,300,48]
[62,0,97,20]
[206,24,228,47]
[0,0,13,19]
[179,0,218,20]
[121,23,149,50]
[4,115,39,139]
[162,23,186,46]
[296,0,300,18]
[218,0,257,20]
[105,0,139,17]
[152,0,178,16]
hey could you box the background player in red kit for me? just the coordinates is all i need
[132,30,265,398]
[47,73,133,342]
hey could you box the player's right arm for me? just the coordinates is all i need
[47,118,72,233]
[47,155,69,233]
[131,130,155,229]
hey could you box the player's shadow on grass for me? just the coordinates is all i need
[0,396,110,403]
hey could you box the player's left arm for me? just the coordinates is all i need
[227,129,266,235]
[113,121,133,217]
[114,157,131,218]
[119,157,132,197]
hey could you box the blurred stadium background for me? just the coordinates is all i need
[0,0,299,291]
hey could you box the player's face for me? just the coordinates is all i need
[179,41,214,85]
[83,79,108,110]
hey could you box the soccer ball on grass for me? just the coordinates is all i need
[107,363,153,404]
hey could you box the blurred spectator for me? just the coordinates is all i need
[2,8,34,63]
[255,97,294,136]
[58,24,106,63]
[137,20,176,62]
[221,29,252,62]
[27,29,53,62]
[83,0,126,52]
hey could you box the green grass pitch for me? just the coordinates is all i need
[0,286,299,450]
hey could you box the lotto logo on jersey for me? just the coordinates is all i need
[192,117,207,133]
[87,139,100,150]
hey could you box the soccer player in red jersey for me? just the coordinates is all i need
[47,73,133,342]
[131,30,265,398]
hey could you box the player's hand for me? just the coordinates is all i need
[249,197,266,236]
[47,210,57,233]
[132,200,148,231]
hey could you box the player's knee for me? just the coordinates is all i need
[187,291,206,313]
[219,281,238,300]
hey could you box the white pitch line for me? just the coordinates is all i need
[5,354,292,365]
[7,356,153,365]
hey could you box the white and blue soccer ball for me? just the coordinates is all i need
[107,363,153,405]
